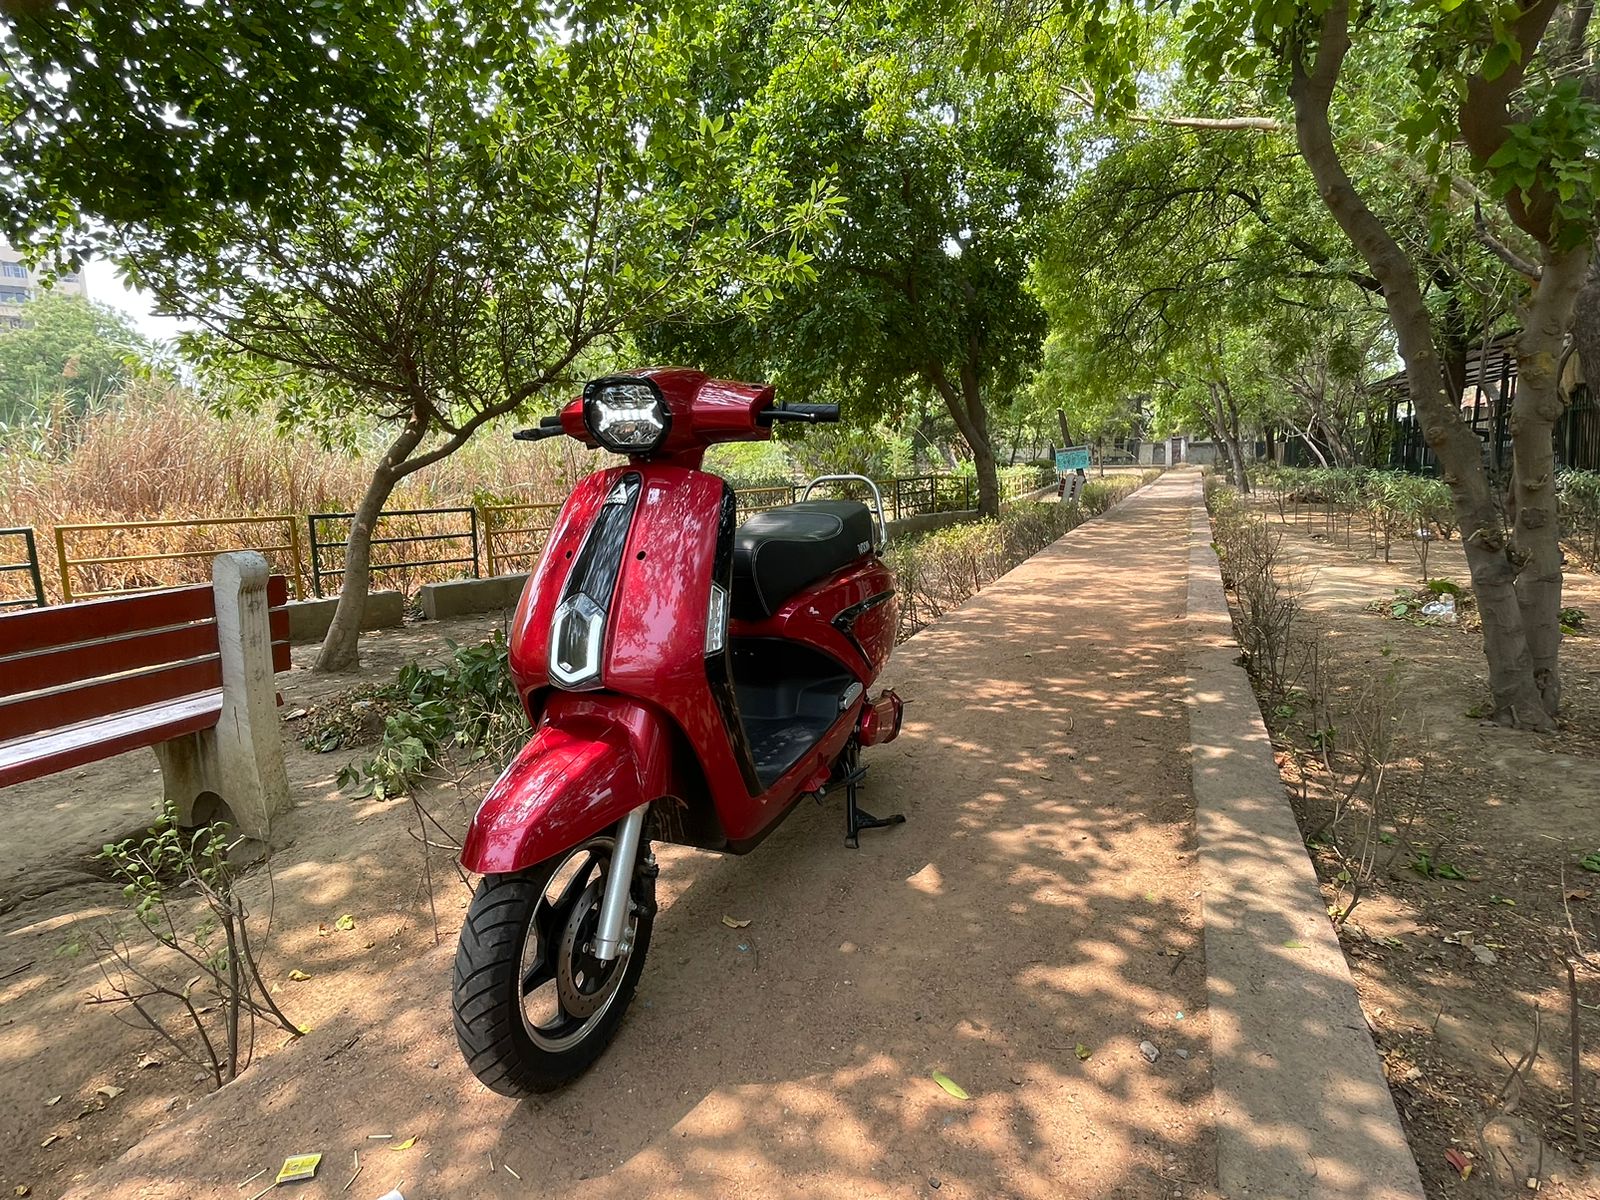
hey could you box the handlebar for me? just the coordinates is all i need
[512,414,566,441]
[760,403,841,425]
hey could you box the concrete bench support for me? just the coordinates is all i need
[153,553,290,839]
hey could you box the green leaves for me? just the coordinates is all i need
[333,631,526,800]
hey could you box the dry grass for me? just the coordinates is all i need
[0,386,604,602]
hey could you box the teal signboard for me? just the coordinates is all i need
[1055,446,1091,472]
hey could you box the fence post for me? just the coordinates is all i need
[307,515,323,597]
[53,526,72,603]
[24,529,44,607]
[482,506,497,578]
[286,518,306,600]
[469,507,482,578]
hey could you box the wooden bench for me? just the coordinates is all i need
[0,552,293,838]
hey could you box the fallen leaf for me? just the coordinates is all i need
[1445,1148,1473,1179]
[1074,1043,1092,1061]
[1282,939,1308,949]
[15,1185,31,1196]
[931,1072,969,1101]
[721,915,751,929]
[39,1135,58,1148]
[44,1096,60,1107]
[1471,945,1498,965]
[275,1153,322,1184]
[335,914,356,932]
[288,969,312,982]
[1565,889,1592,903]
[317,923,332,937]
[136,1054,161,1070]
[95,1086,124,1100]
[391,1136,417,1151]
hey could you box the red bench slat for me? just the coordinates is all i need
[0,692,223,788]
[0,571,294,782]
[0,584,214,658]
[0,657,222,741]
[6,621,221,695]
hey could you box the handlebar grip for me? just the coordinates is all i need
[762,403,842,425]
[513,425,564,442]
[785,403,840,423]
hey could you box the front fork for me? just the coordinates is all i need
[593,802,650,962]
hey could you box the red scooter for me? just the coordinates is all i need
[453,369,905,1096]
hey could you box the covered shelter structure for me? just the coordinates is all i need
[1374,332,1598,476]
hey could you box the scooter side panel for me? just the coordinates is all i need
[461,694,678,875]
[601,466,786,842]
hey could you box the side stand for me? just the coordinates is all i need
[843,763,905,849]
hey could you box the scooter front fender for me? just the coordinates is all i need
[461,694,676,876]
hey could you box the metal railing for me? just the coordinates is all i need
[53,515,305,603]
[0,527,45,610]
[480,500,563,578]
[732,485,799,518]
[307,507,480,597]
[10,469,1061,607]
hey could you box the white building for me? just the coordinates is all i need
[0,243,86,327]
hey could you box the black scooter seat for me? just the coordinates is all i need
[731,500,875,619]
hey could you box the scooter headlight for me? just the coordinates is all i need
[583,375,671,454]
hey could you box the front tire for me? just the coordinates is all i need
[453,833,655,1096]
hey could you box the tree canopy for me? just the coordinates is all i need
[0,294,152,425]
[4,0,1595,710]
[0,0,422,260]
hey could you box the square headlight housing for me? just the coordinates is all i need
[583,375,671,454]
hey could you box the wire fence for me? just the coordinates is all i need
[5,466,1058,607]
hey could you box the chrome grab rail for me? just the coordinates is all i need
[801,474,889,549]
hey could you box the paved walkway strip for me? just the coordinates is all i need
[1185,481,1425,1200]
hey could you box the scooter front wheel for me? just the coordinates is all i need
[453,834,655,1096]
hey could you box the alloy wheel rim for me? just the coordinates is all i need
[516,838,636,1052]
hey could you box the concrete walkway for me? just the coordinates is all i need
[1186,493,1424,1200]
[60,470,1416,1200]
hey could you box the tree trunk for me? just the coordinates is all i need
[1289,5,1550,728]
[312,421,425,673]
[926,362,1001,517]
[1207,382,1251,492]
[1057,407,1072,448]
[1222,382,1252,494]
[1512,244,1593,713]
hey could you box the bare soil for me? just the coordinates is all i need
[1234,494,1600,1199]
[2,479,1216,1200]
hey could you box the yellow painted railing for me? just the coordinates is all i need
[53,515,306,602]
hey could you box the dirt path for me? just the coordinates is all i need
[11,474,1217,1200]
